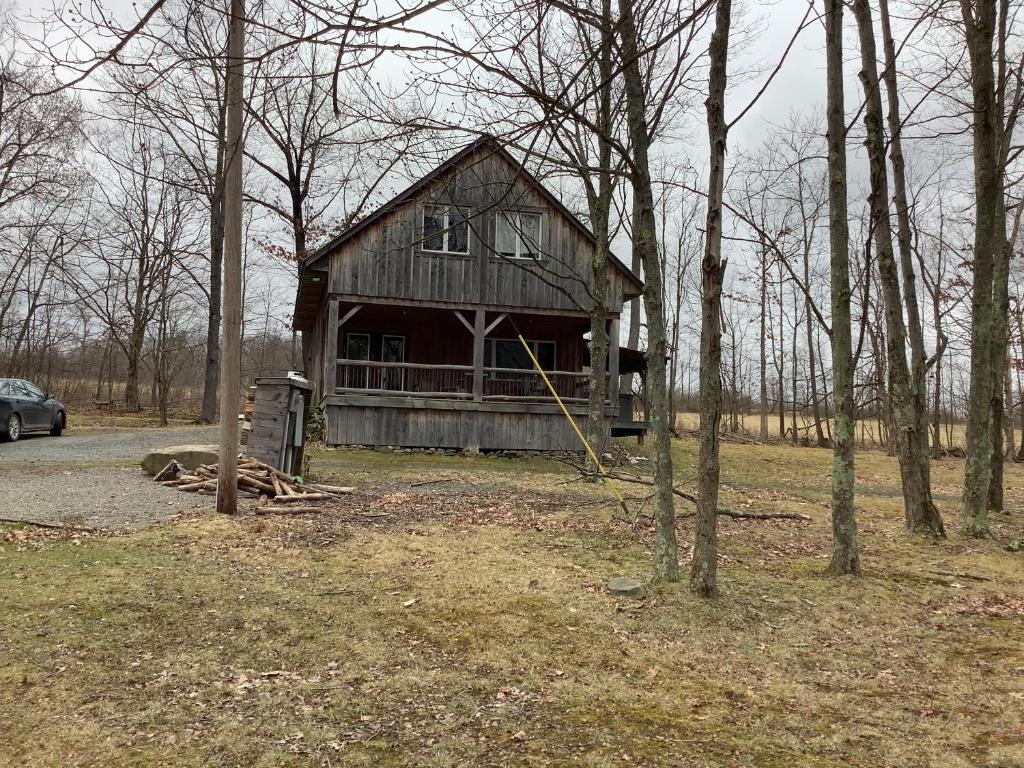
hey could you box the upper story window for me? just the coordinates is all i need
[496,211,542,259]
[423,205,469,254]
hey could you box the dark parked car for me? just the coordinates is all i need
[0,379,66,442]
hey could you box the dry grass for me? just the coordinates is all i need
[672,410,971,451]
[0,440,1022,767]
[66,409,200,431]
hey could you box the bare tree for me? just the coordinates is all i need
[691,0,732,597]
[852,0,945,537]
[959,0,1006,537]
[824,0,859,574]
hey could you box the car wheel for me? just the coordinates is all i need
[3,413,20,442]
[50,411,64,437]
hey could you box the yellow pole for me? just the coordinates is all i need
[517,334,628,513]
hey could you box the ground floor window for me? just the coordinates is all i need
[345,333,370,388]
[485,338,556,371]
[343,332,407,390]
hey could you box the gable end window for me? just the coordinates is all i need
[496,211,542,259]
[422,205,469,254]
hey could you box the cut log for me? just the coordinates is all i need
[238,473,275,494]
[178,479,217,492]
[305,483,356,495]
[269,493,333,504]
[245,458,297,483]
[154,454,355,503]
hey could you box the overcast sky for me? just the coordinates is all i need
[74,0,830,155]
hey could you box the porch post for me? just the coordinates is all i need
[324,297,339,395]
[607,317,620,405]
[472,309,485,402]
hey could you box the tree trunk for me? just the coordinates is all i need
[124,322,145,413]
[199,189,224,424]
[824,0,860,575]
[1016,310,1024,461]
[960,0,1002,537]
[876,0,945,536]
[586,231,610,466]
[200,108,228,425]
[217,0,245,516]
[803,246,825,446]
[618,0,678,582]
[690,0,731,598]
[853,0,944,537]
[585,0,615,469]
[758,241,769,442]
[932,351,943,459]
[986,211,1010,512]
[790,289,798,446]
[1003,355,1016,464]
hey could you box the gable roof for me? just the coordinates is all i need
[300,136,644,295]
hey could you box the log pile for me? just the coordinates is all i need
[154,456,354,514]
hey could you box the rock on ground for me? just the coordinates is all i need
[141,445,219,475]
[607,576,646,598]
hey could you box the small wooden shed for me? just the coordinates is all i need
[247,376,313,475]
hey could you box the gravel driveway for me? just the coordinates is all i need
[0,425,218,466]
[0,426,223,529]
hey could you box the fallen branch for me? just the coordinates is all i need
[574,466,811,522]
[409,477,459,488]
[0,517,99,532]
[677,509,812,521]
[930,570,992,583]
[255,505,324,516]
[269,493,334,504]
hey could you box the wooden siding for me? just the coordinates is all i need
[324,396,602,451]
[327,149,631,314]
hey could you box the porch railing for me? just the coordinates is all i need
[336,360,474,397]
[481,367,590,402]
[334,359,598,403]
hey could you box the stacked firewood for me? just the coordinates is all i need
[154,456,354,513]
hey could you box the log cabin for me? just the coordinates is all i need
[292,137,647,451]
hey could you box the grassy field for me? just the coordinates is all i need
[1,440,1022,766]
[66,410,200,431]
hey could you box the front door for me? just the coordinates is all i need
[344,333,370,388]
[15,380,48,430]
[381,335,406,391]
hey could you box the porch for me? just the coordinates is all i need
[316,300,625,451]
[322,301,619,406]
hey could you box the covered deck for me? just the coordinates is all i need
[323,302,619,406]
[317,300,626,450]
